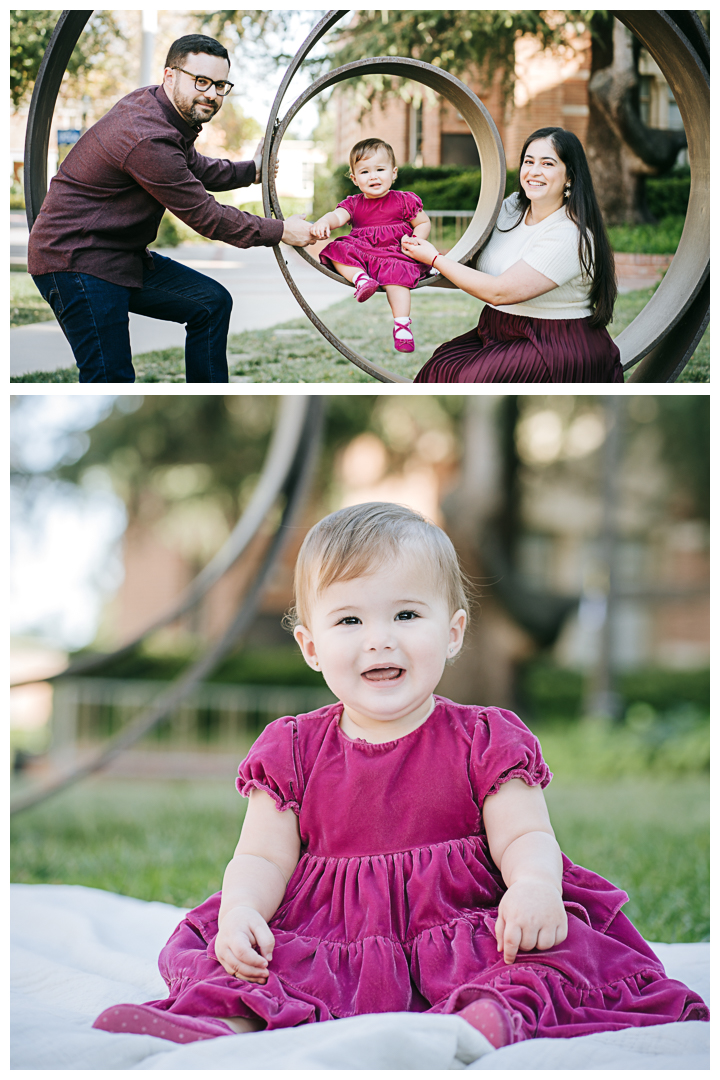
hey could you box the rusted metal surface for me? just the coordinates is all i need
[10,397,325,814]
[614,11,709,380]
[24,10,710,380]
[23,10,93,230]
[11,398,315,688]
[262,30,506,382]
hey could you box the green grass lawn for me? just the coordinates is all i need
[10,770,708,943]
[543,777,709,944]
[10,273,709,383]
[10,271,56,327]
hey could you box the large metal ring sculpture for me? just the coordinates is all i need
[26,10,709,381]
[261,11,506,382]
[11,396,325,814]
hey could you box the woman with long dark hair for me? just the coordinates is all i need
[403,127,624,382]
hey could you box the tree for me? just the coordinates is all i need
[584,13,688,224]
[201,9,695,224]
[326,9,690,224]
[10,10,126,110]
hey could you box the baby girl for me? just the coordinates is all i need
[94,502,708,1049]
[311,139,431,353]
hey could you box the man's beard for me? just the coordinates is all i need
[175,94,219,126]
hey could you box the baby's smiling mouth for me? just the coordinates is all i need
[362,665,404,682]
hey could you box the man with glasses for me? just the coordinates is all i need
[28,34,315,383]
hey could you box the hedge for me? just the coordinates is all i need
[517,660,709,724]
[327,163,690,218]
[66,646,327,688]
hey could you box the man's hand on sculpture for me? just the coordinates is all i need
[281,215,315,247]
[252,138,279,184]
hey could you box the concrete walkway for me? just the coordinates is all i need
[10,224,349,377]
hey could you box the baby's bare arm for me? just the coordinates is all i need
[310,207,351,239]
[409,210,431,240]
[483,778,567,964]
[216,789,301,982]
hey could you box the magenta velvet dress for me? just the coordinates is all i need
[143,698,707,1039]
[319,190,428,288]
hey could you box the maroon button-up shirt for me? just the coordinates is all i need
[28,83,284,288]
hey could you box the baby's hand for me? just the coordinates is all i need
[310,220,332,239]
[401,234,437,264]
[215,905,275,983]
[495,880,568,965]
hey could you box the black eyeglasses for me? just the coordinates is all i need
[173,67,234,97]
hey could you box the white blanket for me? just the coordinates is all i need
[11,884,710,1070]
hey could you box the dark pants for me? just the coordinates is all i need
[32,252,232,383]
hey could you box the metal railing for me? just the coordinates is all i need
[426,210,474,251]
[49,678,336,766]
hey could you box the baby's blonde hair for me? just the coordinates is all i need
[288,502,470,629]
[348,138,397,177]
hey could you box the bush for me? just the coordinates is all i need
[67,646,327,689]
[151,212,182,248]
[646,169,691,219]
[518,661,709,723]
[607,214,684,255]
[325,164,520,214]
[537,712,709,779]
[323,162,690,230]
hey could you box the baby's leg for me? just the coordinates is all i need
[385,285,411,319]
[331,261,363,285]
[333,261,380,302]
[215,1016,265,1034]
[385,285,414,352]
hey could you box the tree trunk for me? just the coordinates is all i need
[585,19,687,225]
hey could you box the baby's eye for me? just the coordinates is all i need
[337,615,360,625]
[395,610,419,621]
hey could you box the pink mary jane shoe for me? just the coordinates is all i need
[93,1003,233,1044]
[456,998,516,1049]
[353,275,379,302]
[393,319,415,352]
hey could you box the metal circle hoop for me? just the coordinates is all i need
[263,54,505,382]
[25,10,709,382]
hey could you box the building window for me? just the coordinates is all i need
[667,88,683,130]
[441,133,480,167]
[301,161,314,186]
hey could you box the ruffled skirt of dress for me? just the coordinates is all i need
[414,304,625,383]
[319,224,427,289]
[142,842,707,1038]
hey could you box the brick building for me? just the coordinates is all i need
[332,28,683,172]
[333,26,593,171]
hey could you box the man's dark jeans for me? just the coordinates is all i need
[32,252,232,383]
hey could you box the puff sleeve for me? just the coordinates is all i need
[236,716,304,814]
[400,190,424,221]
[470,706,552,806]
[336,194,360,223]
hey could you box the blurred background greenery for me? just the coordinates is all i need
[10,394,709,942]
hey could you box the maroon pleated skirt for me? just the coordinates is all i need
[414,305,625,383]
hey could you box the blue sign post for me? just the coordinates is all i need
[57,128,81,163]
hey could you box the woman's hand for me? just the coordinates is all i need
[401,234,438,265]
[495,879,568,965]
[215,904,275,983]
